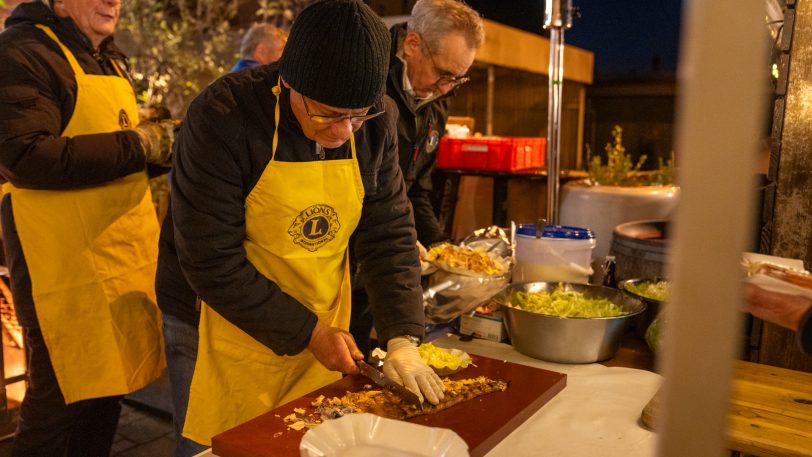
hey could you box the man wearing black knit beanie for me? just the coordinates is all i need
[156,1,444,454]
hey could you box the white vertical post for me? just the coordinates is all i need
[658,1,764,456]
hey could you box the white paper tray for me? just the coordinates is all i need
[743,252,812,299]
[299,413,469,457]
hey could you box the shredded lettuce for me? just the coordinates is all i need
[511,285,628,318]
[418,343,471,370]
[624,280,670,302]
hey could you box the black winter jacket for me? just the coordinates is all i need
[387,23,452,247]
[156,64,424,357]
[0,3,148,327]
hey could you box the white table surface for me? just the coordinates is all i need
[199,334,662,457]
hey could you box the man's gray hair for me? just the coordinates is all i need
[240,23,288,58]
[407,0,484,52]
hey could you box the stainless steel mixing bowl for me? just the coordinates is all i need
[618,277,668,338]
[500,282,646,363]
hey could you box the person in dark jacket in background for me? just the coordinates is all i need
[350,0,484,355]
[156,1,444,455]
[392,0,484,248]
[0,0,174,455]
[230,22,287,73]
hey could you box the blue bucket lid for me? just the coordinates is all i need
[516,224,595,240]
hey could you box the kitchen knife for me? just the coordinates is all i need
[356,360,424,411]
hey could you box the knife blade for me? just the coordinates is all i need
[356,360,424,411]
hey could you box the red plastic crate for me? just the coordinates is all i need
[436,136,546,171]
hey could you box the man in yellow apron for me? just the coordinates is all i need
[0,1,175,455]
[155,1,445,454]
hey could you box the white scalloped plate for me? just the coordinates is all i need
[299,413,469,457]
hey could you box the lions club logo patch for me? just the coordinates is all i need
[288,204,341,252]
[118,109,131,129]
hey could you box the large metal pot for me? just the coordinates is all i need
[500,282,646,363]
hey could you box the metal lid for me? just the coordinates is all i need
[516,223,595,240]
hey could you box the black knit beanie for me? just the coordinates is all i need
[279,0,390,109]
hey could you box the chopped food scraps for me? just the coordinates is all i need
[282,376,507,431]
[426,243,508,276]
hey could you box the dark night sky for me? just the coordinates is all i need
[465,0,683,76]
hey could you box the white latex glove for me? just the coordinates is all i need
[382,336,445,405]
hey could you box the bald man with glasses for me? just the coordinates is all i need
[390,0,484,245]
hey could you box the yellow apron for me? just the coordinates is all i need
[182,79,365,445]
[2,25,165,404]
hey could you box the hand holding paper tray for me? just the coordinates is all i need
[742,252,812,353]
[742,252,812,300]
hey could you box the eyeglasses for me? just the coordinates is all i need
[300,94,385,124]
[423,42,470,88]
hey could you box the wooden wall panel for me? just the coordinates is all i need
[475,20,594,85]
[760,0,812,372]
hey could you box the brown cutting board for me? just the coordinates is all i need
[212,354,567,457]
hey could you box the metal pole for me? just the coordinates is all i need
[486,65,495,136]
[544,0,573,225]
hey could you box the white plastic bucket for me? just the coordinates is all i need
[513,224,596,284]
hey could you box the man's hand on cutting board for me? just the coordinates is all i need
[383,336,446,405]
[308,322,364,374]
